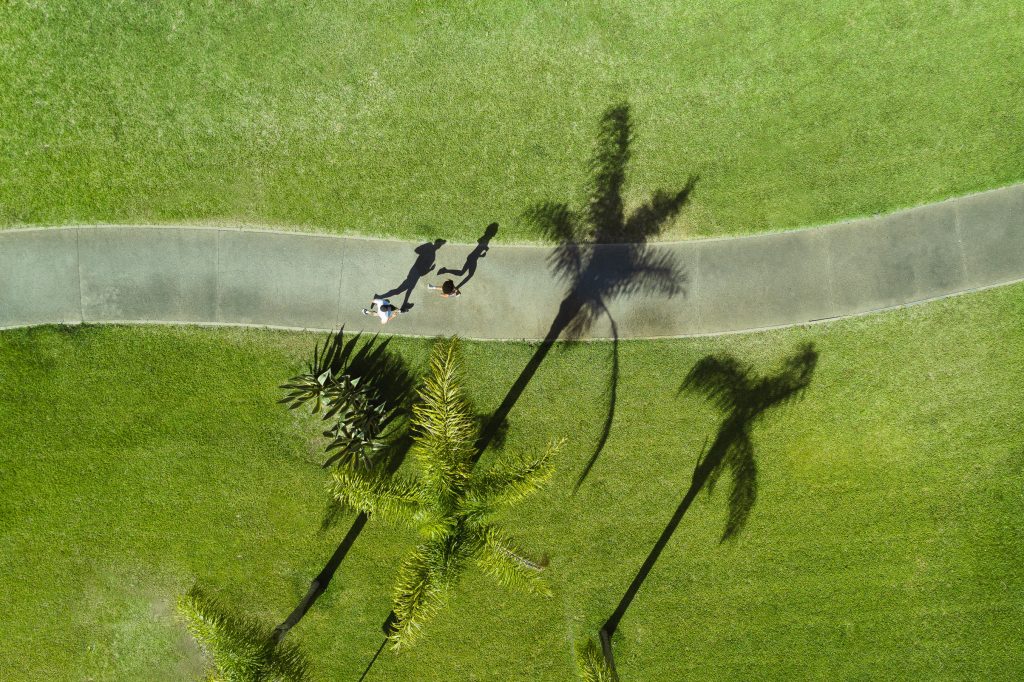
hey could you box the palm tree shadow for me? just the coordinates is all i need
[360,102,694,678]
[475,102,695,474]
[597,343,818,677]
[378,238,447,311]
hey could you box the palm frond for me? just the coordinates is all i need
[411,337,476,501]
[278,369,334,414]
[278,330,349,413]
[176,584,307,682]
[321,391,396,470]
[469,438,562,508]
[576,638,616,682]
[472,525,551,596]
[389,539,459,650]
[330,469,421,526]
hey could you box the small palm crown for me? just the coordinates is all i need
[332,337,563,649]
[279,330,407,470]
[177,584,308,682]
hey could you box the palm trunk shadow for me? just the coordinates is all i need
[597,439,717,676]
[573,310,619,493]
[357,637,388,682]
[272,512,370,644]
[273,435,413,642]
[473,294,584,462]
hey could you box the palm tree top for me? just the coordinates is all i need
[177,584,308,682]
[332,337,563,649]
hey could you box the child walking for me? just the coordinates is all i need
[426,279,461,298]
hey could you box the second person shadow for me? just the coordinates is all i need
[438,222,499,289]
[377,238,446,311]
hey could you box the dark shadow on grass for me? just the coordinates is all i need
[597,344,818,677]
[573,308,619,492]
[377,239,446,311]
[474,409,510,451]
[274,434,414,644]
[438,222,499,289]
[357,637,389,682]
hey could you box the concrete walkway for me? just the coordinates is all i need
[1,184,1022,340]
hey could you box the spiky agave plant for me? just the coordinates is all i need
[177,584,307,682]
[332,337,564,649]
[576,638,616,682]
[279,331,396,470]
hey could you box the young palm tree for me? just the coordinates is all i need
[332,337,563,649]
[177,584,308,682]
[576,637,616,682]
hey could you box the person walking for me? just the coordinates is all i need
[426,279,461,298]
[362,298,402,325]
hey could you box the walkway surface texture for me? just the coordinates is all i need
[1,185,1022,340]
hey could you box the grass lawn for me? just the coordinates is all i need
[2,1,1023,242]
[2,283,1022,680]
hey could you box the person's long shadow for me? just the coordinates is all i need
[271,329,416,644]
[438,222,499,289]
[474,102,696,479]
[377,238,446,311]
[597,344,819,677]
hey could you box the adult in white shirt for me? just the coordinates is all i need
[362,298,402,325]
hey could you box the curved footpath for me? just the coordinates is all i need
[1,185,1022,341]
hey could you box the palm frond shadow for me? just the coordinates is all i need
[597,344,818,677]
[476,102,695,488]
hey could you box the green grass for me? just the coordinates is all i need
[2,283,1022,680]
[2,1,1023,242]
